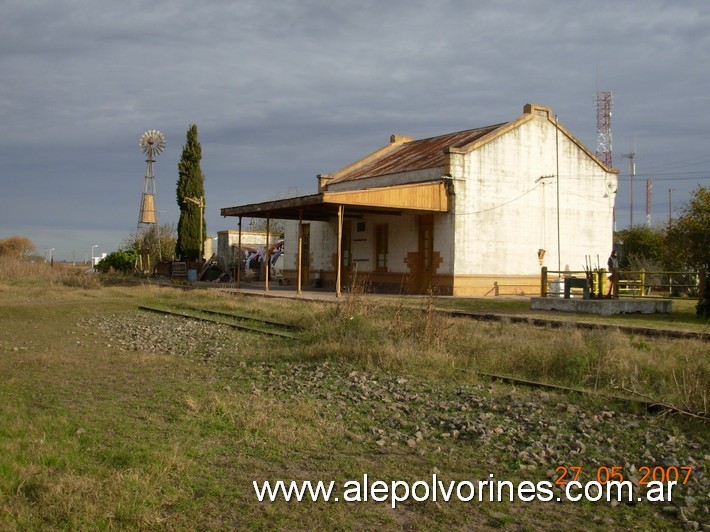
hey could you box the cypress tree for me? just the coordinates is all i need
[176,124,206,260]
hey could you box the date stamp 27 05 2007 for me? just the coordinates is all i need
[554,465,693,487]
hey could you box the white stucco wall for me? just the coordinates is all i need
[282,110,615,282]
[453,114,616,276]
[284,213,436,274]
[283,220,334,272]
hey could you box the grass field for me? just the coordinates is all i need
[0,260,708,530]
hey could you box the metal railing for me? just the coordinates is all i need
[540,267,706,301]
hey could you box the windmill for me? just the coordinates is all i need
[137,129,166,227]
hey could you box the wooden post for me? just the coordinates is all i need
[265,217,270,294]
[612,267,619,299]
[199,201,203,261]
[699,268,706,304]
[237,217,242,288]
[297,209,303,295]
[597,268,604,298]
[540,267,548,297]
[336,205,343,298]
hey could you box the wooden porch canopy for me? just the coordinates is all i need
[220,180,449,221]
[219,180,449,297]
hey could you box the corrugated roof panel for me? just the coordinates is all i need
[330,123,506,183]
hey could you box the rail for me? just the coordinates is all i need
[138,305,304,340]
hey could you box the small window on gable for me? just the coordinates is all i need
[356,221,366,232]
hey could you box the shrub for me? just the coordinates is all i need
[95,250,137,273]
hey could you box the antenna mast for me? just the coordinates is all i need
[621,152,636,227]
[594,91,613,168]
[646,178,652,227]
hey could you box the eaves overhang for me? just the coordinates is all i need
[221,180,450,221]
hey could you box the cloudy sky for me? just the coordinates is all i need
[1,0,708,262]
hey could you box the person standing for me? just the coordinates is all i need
[606,250,619,297]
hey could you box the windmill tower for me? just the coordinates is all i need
[138,130,166,228]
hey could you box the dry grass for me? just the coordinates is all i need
[1,264,708,529]
[0,257,100,289]
[302,291,710,417]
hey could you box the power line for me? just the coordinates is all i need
[617,175,709,182]
[642,153,710,171]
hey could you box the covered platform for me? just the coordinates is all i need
[220,181,450,297]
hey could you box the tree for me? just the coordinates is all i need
[122,223,177,266]
[0,236,36,258]
[615,226,666,270]
[176,124,206,260]
[666,185,710,270]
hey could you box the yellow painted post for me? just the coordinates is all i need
[640,269,645,297]
[597,268,604,298]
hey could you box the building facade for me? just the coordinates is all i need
[222,104,618,296]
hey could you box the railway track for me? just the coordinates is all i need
[183,306,303,331]
[438,309,709,342]
[137,302,704,418]
[138,305,304,340]
[475,372,663,413]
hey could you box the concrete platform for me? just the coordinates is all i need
[530,297,672,316]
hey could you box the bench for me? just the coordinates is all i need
[563,277,591,299]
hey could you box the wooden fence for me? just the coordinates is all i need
[540,267,706,301]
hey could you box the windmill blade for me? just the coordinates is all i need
[139,130,166,158]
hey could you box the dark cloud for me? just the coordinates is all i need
[1,0,708,259]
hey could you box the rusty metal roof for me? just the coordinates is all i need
[329,123,506,184]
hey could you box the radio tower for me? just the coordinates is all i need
[594,91,613,168]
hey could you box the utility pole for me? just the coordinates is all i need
[622,152,636,227]
[668,188,675,229]
[645,178,652,227]
[185,196,205,261]
[555,115,561,275]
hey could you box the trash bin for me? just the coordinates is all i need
[187,269,197,282]
[550,280,564,297]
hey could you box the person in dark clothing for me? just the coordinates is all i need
[606,250,619,297]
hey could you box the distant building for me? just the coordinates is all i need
[92,253,107,267]
[216,229,281,268]
[222,104,618,295]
